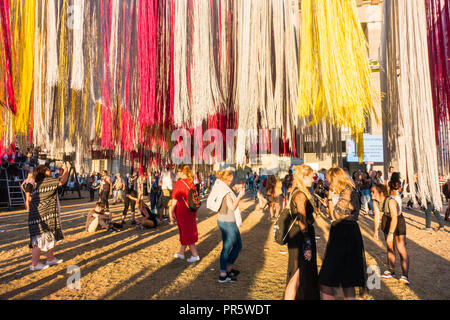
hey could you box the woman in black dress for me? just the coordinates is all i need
[284,165,320,300]
[319,167,366,300]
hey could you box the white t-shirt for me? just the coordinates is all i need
[161,170,174,190]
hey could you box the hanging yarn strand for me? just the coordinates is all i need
[14,0,35,135]
[297,0,375,161]
[0,0,17,114]
[70,0,85,91]
[395,0,443,212]
[174,0,190,127]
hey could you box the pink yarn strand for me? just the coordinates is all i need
[0,0,16,114]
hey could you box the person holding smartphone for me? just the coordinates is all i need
[284,165,320,300]
[319,167,366,300]
[208,170,246,283]
[28,162,69,271]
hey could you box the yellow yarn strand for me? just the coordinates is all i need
[95,102,102,139]
[14,0,35,134]
[297,0,375,161]
[56,0,69,135]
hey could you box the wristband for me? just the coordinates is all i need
[388,231,394,236]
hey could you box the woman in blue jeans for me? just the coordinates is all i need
[211,170,246,283]
[360,172,374,215]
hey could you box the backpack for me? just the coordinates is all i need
[273,189,300,245]
[181,180,201,212]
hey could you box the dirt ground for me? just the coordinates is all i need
[0,190,448,300]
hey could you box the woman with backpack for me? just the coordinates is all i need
[284,165,320,300]
[170,165,201,263]
[319,167,366,300]
[371,183,410,284]
[207,170,246,283]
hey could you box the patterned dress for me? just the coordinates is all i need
[28,177,64,250]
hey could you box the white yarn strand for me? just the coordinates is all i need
[109,0,119,98]
[397,0,442,211]
[33,0,45,147]
[174,0,190,127]
[190,0,223,125]
[70,0,85,90]
[46,0,59,86]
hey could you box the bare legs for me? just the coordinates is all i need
[395,235,409,277]
[320,285,356,300]
[179,244,199,257]
[385,235,396,273]
[31,246,55,267]
[384,234,409,277]
[135,217,155,229]
[284,269,300,300]
[320,285,335,300]
[269,202,280,219]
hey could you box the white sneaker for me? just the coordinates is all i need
[187,256,200,263]
[381,270,395,279]
[399,276,410,285]
[174,253,185,260]
[30,263,50,271]
[46,258,63,266]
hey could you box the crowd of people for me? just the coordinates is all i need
[16,157,449,300]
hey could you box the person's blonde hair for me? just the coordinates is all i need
[292,165,314,190]
[326,167,355,193]
[178,165,194,184]
[216,170,233,182]
[291,165,316,207]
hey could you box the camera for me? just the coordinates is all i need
[63,153,76,163]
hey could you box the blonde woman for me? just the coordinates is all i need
[319,167,366,300]
[170,165,200,263]
[207,170,245,283]
[284,165,320,300]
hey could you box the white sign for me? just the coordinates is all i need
[305,163,320,172]
[346,134,384,163]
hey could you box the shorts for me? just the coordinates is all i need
[268,196,279,205]
[24,183,34,193]
[381,214,406,236]
[141,213,159,229]
[160,189,172,208]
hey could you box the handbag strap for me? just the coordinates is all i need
[282,215,299,243]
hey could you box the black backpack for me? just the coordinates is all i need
[273,189,300,245]
[181,180,201,212]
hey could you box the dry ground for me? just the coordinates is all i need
[0,191,448,300]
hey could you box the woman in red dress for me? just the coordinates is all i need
[169,165,200,263]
